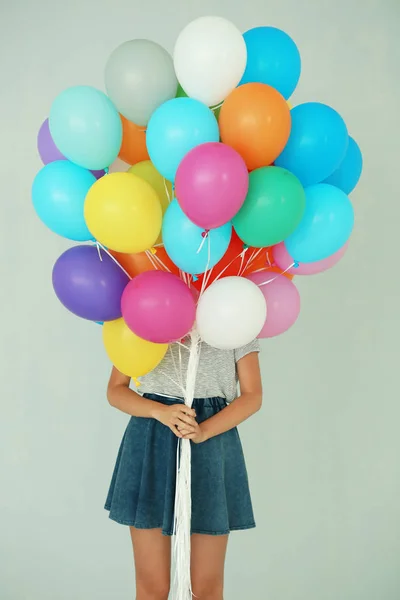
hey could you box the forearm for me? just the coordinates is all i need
[107,384,163,420]
[200,392,262,441]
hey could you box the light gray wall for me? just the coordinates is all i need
[1,1,399,599]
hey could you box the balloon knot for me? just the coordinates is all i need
[104,167,109,174]
[294,262,299,268]
[192,275,198,282]
[201,230,209,239]
[149,247,157,255]
[243,243,249,249]
[133,377,141,387]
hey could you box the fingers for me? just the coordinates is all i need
[169,425,182,438]
[178,406,196,418]
[174,418,196,433]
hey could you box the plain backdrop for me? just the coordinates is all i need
[1,1,399,599]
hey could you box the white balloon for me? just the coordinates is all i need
[174,16,247,107]
[196,277,267,350]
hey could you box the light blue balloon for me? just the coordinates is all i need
[285,184,354,263]
[322,136,363,194]
[240,27,301,99]
[275,103,349,187]
[146,98,219,182]
[162,200,231,275]
[32,161,95,241]
[49,86,122,170]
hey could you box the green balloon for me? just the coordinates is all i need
[176,84,221,120]
[233,167,306,247]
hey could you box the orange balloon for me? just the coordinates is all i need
[118,115,150,166]
[219,83,291,171]
[109,247,179,278]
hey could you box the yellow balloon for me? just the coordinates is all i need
[128,160,172,214]
[103,319,168,378]
[128,161,172,245]
[84,172,162,253]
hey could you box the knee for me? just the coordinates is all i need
[192,576,223,599]
[136,575,170,600]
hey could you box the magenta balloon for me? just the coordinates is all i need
[273,240,348,275]
[121,271,196,343]
[37,118,105,179]
[246,271,300,338]
[175,142,249,229]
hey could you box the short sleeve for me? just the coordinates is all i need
[234,339,260,363]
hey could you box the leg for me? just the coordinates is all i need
[130,527,171,600]
[191,534,229,600]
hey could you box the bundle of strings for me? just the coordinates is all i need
[172,328,202,599]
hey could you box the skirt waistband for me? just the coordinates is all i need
[143,393,227,409]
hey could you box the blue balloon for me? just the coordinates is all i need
[146,98,219,182]
[322,136,363,194]
[49,86,122,171]
[285,184,354,263]
[32,161,95,241]
[162,200,231,275]
[275,103,348,187]
[240,27,301,99]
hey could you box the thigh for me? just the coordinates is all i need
[130,527,171,596]
[191,534,229,598]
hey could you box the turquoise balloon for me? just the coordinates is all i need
[49,86,122,170]
[323,136,363,194]
[32,160,95,241]
[162,200,231,275]
[146,98,219,182]
[240,27,301,99]
[285,184,354,263]
[275,103,348,187]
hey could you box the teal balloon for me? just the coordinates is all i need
[323,136,363,194]
[240,27,301,99]
[49,86,122,170]
[32,161,95,241]
[275,103,348,187]
[162,200,231,275]
[146,98,219,182]
[285,184,354,263]
[233,167,306,247]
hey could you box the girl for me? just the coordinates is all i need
[105,338,262,600]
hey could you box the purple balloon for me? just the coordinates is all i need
[52,245,129,321]
[37,118,105,179]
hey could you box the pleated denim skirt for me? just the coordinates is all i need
[105,393,255,536]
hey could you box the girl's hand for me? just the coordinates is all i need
[180,421,208,444]
[152,404,197,438]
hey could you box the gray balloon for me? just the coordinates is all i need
[105,39,178,127]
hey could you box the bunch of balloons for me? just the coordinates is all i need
[32,16,362,379]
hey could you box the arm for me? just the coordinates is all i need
[107,367,197,436]
[180,351,262,443]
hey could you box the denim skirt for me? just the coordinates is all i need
[105,393,255,536]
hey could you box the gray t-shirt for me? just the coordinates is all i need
[138,339,260,403]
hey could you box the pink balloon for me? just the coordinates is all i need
[121,271,196,344]
[273,241,349,276]
[175,142,249,229]
[246,272,300,338]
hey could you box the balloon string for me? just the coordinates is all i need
[239,247,264,276]
[196,230,209,254]
[199,235,212,298]
[211,101,224,111]
[94,241,132,279]
[258,262,296,287]
[145,249,159,270]
[212,247,249,285]
[164,178,172,203]
[150,250,172,273]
